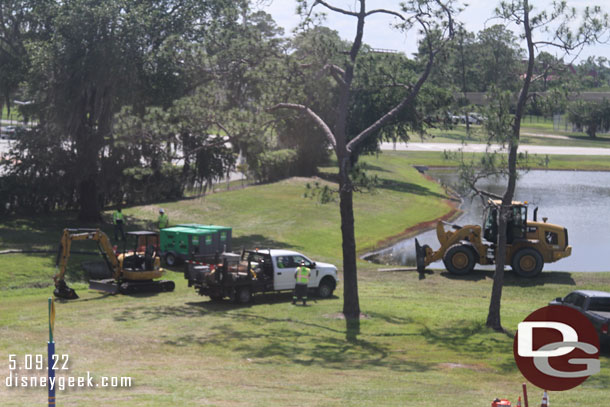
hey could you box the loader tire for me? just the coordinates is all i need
[511,248,543,278]
[443,244,476,275]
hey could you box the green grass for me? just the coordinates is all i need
[383,150,610,171]
[0,268,608,406]
[1,151,609,406]
[1,105,23,122]
[424,124,610,148]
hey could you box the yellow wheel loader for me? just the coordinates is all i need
[415,200,572,277]
[53,228,175,300]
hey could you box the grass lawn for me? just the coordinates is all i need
[1,151,609,406]
[424,125,610,149]
[1,105,24,122]
[382,150,610,171]
[0,268,608,406]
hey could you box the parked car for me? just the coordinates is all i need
[448,112,484,125]
[0,126,15,140]
[185,249,339,303]
[550,290,610,349]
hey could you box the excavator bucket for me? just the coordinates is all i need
[53,280,79,300]
[415,238,428,274]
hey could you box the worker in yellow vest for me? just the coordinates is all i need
[112,207,125,241]
[158,208,169,229]
[293,260,310,306]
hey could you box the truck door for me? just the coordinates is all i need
[273,255,296,290]
[273,255,318,290]
[292,255,318,287]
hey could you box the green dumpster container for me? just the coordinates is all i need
[176,224,232,252]
[160,226,217,265]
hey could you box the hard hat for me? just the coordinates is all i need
[159,208,165,213]
[300,260,305,265]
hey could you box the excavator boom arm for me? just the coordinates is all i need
[53,229,120,296]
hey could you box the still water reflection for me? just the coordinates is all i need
[368,169,610,272]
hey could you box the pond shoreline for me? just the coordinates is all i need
[360,170,463,261]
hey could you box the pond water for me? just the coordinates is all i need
[367,169,610,272]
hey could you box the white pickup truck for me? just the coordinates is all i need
[185,249,339,303]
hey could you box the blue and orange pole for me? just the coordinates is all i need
[48,298,56,407]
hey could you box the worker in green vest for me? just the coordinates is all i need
[112,207,125,241]
[158,208,169,229]
[292,260,310,306]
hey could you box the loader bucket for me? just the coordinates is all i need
[54,280,79,300]
[415,238,427,274]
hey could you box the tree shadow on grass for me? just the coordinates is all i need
[376,178,449,199]
[438,269,576,286]
[162,315,430,372]
[421,319,516,373]
[113,292,338,321]
[359,163,391,173]
[113,300,430,372]
[564,134,610,143]
[314,170,450,200]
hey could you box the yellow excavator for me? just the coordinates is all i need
[415,200,572,277]
[53,228,175,300]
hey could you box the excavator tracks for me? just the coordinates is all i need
[89,279,175,295]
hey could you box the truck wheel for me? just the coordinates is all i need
[512,248,543,277]
[236,286,252,304]
[443,244,476,275]
[165,252,177,267]
[317,277,335,298]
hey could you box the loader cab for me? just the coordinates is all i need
[483,202,528,244]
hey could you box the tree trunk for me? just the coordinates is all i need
[486,134,519,331]
[486,0,534,332]
[486,204,508,330]
[339,157,360,319]
[78,177,101,221]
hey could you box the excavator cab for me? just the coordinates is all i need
[121,231,160,270]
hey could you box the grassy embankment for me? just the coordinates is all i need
[1,151,609,406]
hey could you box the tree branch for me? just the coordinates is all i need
[315,0,358,17]
[267,103,337,149]
[346,13,440,152]
[365,9,406,21]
